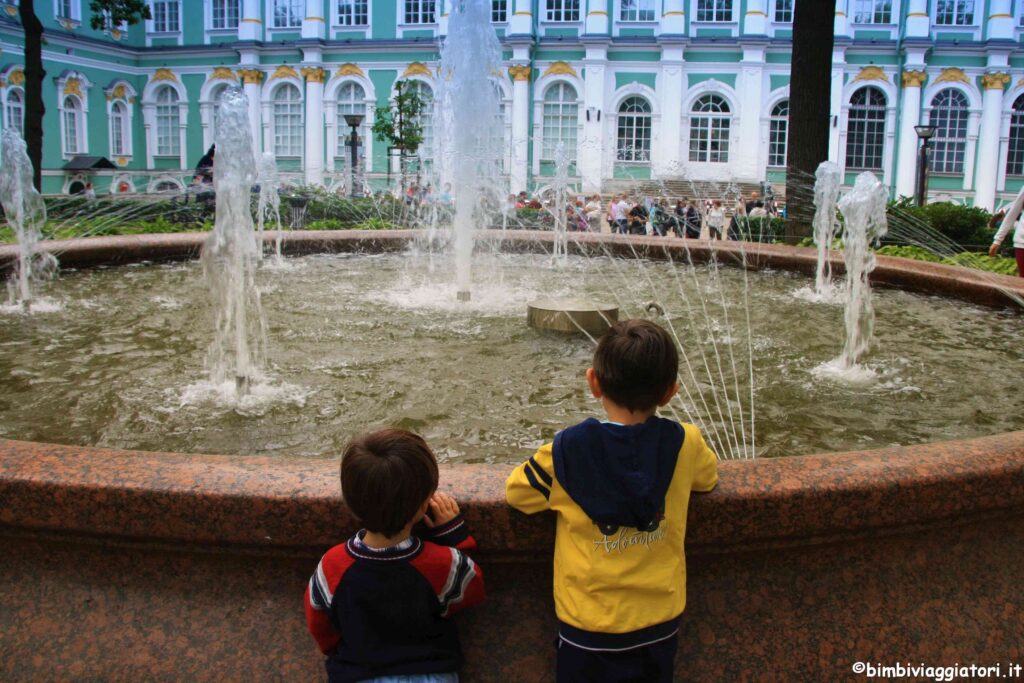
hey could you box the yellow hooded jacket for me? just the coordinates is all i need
[506,417,718,650]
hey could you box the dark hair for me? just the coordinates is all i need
[592,319,679,412]
[341,429,439,537]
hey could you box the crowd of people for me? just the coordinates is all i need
[513,189,785,240]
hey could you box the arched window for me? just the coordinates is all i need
[155,86,180,156]
[929,88,969,174]
[273,83,303,157]
[689,94,730,163]
[405,80,433,162]
[542,82,578,162]
[336,82,367,158]
[208,84,229,144]
[1007,94,1024,177]
[845,86,886,171]
[5,89,24,137]
[768,99,788,167]
[616,96,652,163]
[110,101,128,156]
[62,96,82,155]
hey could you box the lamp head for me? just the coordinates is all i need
[344,114,365,128]
[914,125,936,140]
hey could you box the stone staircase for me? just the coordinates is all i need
[601,177,786,204]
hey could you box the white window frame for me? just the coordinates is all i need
[60,95,85,156]
[154,86,181,157]
[4,87,24,137]
[928,88,970,175]
[693,0,733,23]
[491,0,508,23]
[147,0,181,33]
[271,82,304,158]
[269,0,304,29]
[544,0,581,22]
[844,86,887,172]
[688,93,731,164]
[403,79,434,164]
[334,0,370,26]
[541,82,579,163]
[767,99,788,168]
[615,96,653,163]
[618,0,657,23]
[108,97,134,159]
[400,0,436,24]
[772,0,793,23]
[208,0,241,30]
[54,0,79,20]
[852,0,895,24]
[933,0,976,26]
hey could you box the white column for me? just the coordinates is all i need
[580,46,607,193]
[743,0,768,35]
[987,0,1014,40]
[302,0,326,39]
[239,69,264,159]
[828,47,846,164]
[905,0,930,37]
[509,64,531,193]
[833,0,851,38]
[509,0,532,35]
[737,47,765,180]
[303,68,326,186]
[239,0,262,40]
[585,0,608,34]
[656,47,684,176]
[976,73,1011,210]
[895,70,925,199]
[142,105,155,169]
[659,0,685,34]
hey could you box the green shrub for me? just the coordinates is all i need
[940,252,1018,276]
[887,198,994,250]
[305,218,351,231]
[875,245,942,262]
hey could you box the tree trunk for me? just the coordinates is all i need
[20,0,45,192]
[784,0,836,241]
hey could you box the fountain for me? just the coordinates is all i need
[811,160,841,298]
[815,171,889,381]
[200,88,266,396]
[436,0,504,302]
[256,152,283,262]
[551,141,570,261]
[0,129,56,311]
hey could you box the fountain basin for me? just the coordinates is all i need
[1,231,1023,680]
[526,298,618,335]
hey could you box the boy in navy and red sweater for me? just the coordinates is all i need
[304,428,485,683]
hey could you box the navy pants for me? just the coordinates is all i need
[556,636,678,683]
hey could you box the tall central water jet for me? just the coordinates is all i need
[201,88,266,396]
[436,0,504,302]
[812,161,841,297]
[0,129,55,311]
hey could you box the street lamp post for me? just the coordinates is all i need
[344,114,365,199]
[914,125,936,208]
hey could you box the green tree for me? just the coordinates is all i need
[784,0,837,241]
[18,0,150,191]
[371,79,426,188]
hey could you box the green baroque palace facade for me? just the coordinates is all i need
[0,0,1023,208]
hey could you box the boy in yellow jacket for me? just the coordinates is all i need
[506,319,718,682]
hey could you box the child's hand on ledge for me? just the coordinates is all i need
[424,491,460,527]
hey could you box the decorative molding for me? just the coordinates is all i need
[981,72,1011,91]
[901,70,927,88]
[336,63,365,78]
[58,18,79,31]
[209,67,238,81]
[542,61,578,79]
[63,78,83,98]
[301,67,327,83]
[934,67,970,85]
[109,28,123,41]
[852,66,888,84]
[152,68,178,83]
[1017,78,1024,90]
[269,65,300,81]
[237,68,264,85]
[8,69,24,87]
[401,62,433,79]
[3,4,16,16]
[116,157,129,167]
[508,65,532,82]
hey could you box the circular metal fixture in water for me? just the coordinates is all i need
[526,298,619,335]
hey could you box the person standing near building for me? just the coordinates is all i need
[989,187,1024,277]
[707,199,725,240]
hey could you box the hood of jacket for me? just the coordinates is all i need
[552,416,684,531]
